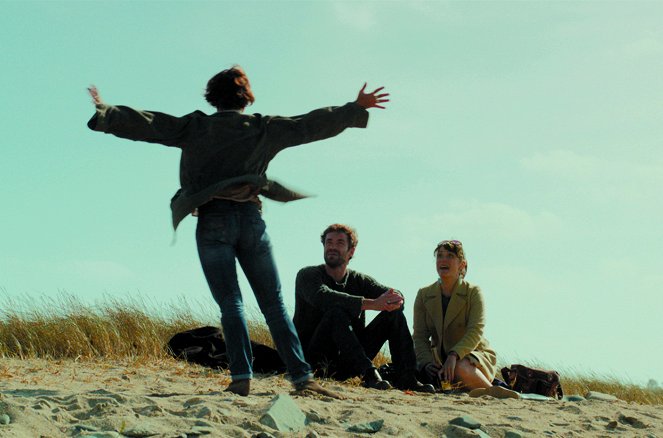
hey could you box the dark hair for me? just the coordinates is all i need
[204,65,255,110]
[320,224,359,250]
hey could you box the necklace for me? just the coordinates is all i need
[334,272,349,288]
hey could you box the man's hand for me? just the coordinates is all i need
[355,83,389,109]
[362,288,403,312]
[424,362,441,380]
[87,85,103,105]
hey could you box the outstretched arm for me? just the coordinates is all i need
[354,83,390,109]
[86,85,193,148]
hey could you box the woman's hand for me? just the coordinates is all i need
[443,352,458,382]
[355,83,389,109]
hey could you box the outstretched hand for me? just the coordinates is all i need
[87,85,103,105]
[355,83,389,109]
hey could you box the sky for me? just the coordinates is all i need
[1,1,662,385]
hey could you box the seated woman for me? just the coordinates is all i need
[413,240,510,395]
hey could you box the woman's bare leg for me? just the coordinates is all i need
[454,358,492,390]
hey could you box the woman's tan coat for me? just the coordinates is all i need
[412,279,497,380]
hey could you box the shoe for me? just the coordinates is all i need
[395,373,436,394]
[225,379,250,396]
[294,378,343,399]
[362,367,392,390]
[468,385,520,400]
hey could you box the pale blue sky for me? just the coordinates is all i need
[1,1,662,384]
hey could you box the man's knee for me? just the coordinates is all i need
[320,306,353,325]
[372,308,407,329]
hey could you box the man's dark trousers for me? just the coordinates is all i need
[303,306,417,380]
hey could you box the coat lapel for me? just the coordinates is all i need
[422,284,444,346]
[443,279,467,331]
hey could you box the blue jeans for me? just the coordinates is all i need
[196,199,312,383]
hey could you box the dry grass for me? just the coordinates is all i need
[0,294,209,360]
[561,373,663,405]
[1,295,661,405]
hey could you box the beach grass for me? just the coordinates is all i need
[1,295,661,405]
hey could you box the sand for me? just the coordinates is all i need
[0,358,661,437]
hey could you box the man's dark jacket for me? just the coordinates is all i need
[88,102,369,229]
[293,265,401,351]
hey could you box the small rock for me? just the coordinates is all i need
[194,406,213,418]
[449,415,481,430]
[606,420,618,429]
[0,414,10,425]
[504,431,524,438]
[252,433,276,438]
[346,419,385,433]
[73,424,99,432]
[585,391,618,402]
[123,425,159,437]
[444,424,490,437]
[259,394,306,432]
[559,405,582,414]
[188,426,213,435]
[384,426,400,435]
[306,410,325,423]
[184,397,206,407]
[618,414,648,429]
[305,432,321,438]
[506,416,523,421]
[562,395,586,402]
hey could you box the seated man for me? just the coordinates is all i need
[293,223,434,393]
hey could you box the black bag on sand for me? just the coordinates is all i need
[501,364,564,399]
[167,326,286,374]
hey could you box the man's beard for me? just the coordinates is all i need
[324,251,345,268]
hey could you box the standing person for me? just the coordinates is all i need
[86,65,389,397]
[294,224,435,393]
[412,240,515,397]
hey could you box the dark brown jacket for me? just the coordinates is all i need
[88,102,369,229]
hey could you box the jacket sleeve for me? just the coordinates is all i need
[412,290,434,369]
[295,267,363,318]
[87,104,194,147]
[264,102,369,157]
[449,287,486,360]
[355,273,394,300]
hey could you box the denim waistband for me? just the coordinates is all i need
[197,198,261,216]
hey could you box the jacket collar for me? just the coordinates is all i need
[422,278,467,339]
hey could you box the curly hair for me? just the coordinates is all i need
[320,223,358,250]
[204,65,255,110]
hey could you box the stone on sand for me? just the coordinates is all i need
[259,394,306,432]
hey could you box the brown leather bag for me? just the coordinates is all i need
[501,364,564,399]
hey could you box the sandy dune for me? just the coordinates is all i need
[0,358,661,437]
